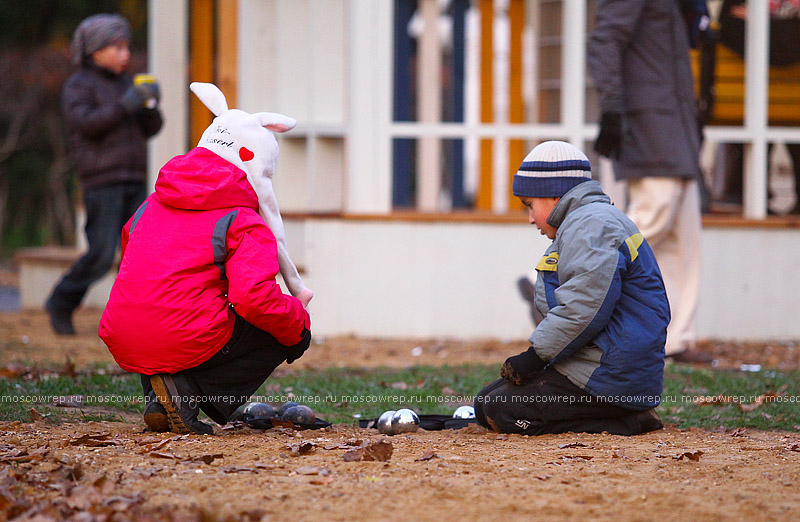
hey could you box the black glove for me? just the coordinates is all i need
[500,346,547,386]
[285,328,311,364]
[594,111,623,159]
[134,80,161,109]
[121,85,144,114]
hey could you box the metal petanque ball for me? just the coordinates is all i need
[280,404,316,424]
[241,402,276,422]
[277,401,300,417]
[452,405,475,419]
[390,408,420,434]
[377,410,396,434]
[228,403,247,422]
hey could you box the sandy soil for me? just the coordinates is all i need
[1,309,799,521]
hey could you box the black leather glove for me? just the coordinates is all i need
[285,328,311,364]
[500,346,547,386]
[594,111,623,159]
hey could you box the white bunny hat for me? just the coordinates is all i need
[190,82,296,187]
[189,82,312,306]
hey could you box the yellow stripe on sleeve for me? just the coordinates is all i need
[536,252,559,271]
[625,233,644,262]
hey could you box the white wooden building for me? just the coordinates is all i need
[131,0,800,340]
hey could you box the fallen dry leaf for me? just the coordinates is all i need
[295,466,321,475]
[673,450,704,461]
[102,493,144,508]
[415,450,439,462]
[0,363,29,379]
[59,356,78,378]
[558,442,588,449]
[187,453,223,465]
[739,392,780,412]
[221,466,257,474]
[29,408,44,421]
[362,439,393,462]
[141,438,173,453]
[0,447,48,464]
[70,433,118,447]
[309,476,333,485]
[787,443,800,452]
[561,455,593,461]
[343,448,363,462]
[612,449,626,458]
[286,441,316,457]
[149,451,179,460]
[343,439,393,462]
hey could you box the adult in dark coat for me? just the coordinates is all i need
[587,0,709,362]
[45,14,162,335]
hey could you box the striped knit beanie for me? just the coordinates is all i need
[512,141,592,198]
[71,14,132,66]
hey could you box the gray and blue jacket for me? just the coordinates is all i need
[530,180,669,410]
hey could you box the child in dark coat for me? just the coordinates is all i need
[46,14,162,335]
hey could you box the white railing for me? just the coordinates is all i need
[385,0,787,219]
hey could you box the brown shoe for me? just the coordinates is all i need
[634,408,664,433]
[149,374,213,435]
[669,349,713,364]
[143,400,169,432]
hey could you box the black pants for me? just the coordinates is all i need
[47,182,147,313]
[141,313,293,424]
[474,368,655,436]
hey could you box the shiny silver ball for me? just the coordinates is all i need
[452,405,475,419]
[391,408,420,434]
[377,410,396,434]
[241,402,276,421]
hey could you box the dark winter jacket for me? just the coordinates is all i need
[61,63,162,190]
[587,0,701,181]
[530,181,669,410]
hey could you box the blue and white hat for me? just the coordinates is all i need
[512,141,592,198]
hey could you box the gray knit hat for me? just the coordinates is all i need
[512,141,592,198]
[70,14,132,66]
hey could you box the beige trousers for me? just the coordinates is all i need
[626,177,701,355]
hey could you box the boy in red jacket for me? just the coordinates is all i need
[99,147,311,435]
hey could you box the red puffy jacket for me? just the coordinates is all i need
[99,147,310,374]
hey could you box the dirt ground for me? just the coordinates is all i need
[1,309,800,522]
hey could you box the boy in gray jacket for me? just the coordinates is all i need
[474,141,669,435]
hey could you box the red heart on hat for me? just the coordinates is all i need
[239,147,255,162]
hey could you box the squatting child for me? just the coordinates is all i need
[474,141,669,435]
[99,146,311,435]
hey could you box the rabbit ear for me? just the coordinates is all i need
[254,112,297,133]
[190,82,228,116]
